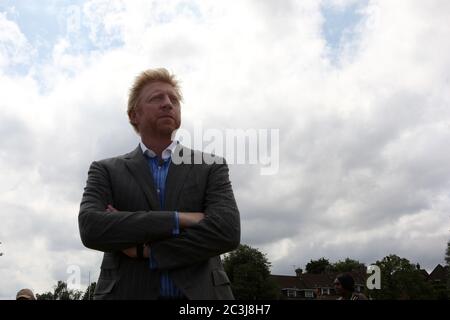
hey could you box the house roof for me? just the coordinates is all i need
[270,275,303,289]
[428,264,449,282]
[418,269,429,279]
[300,273,334,288]
[271,271,366,291]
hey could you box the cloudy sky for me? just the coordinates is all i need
[1,0,449,299]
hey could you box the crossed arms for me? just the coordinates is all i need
[78,159,240,270]
[105,204,204,258]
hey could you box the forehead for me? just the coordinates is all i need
[140,81,177,97]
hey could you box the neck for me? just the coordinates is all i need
[141,135,172,158]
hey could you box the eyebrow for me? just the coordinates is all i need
[147,90,179,100]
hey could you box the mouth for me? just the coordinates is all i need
[159,115,175,120]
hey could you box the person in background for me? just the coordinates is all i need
[334,273,367,300]
[16,288,36,300]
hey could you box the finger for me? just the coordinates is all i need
[107,204,118,212]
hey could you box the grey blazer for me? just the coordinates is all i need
[78,144,240,300]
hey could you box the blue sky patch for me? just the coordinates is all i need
[321,1,368,63]
[0,0,123,76]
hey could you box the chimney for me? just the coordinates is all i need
[295,268,303,277]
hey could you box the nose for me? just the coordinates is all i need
[160,94,174,110]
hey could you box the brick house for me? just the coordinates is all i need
[270,269,366,300]
[271,264,448,300]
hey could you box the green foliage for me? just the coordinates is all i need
[305,258,331,274]
[445,241,450,298]
[223,244,278,300]
[35,292,54,300]
[36,280,83,300]
[446,242,450,265]
[370,254,435,300]
[331,258,366,273]
[82,282,96,300]
[305,257,365,274]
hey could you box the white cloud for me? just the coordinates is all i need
[1,0,449,298]
[0,12,35,68]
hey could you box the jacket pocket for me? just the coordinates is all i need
[212,270,231,286]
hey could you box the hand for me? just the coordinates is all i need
[179,212,205,228]
[121,244,150,259]
[106,204,118,212]
[122,246,137,258]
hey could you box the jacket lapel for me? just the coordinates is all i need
[124,145,161,210]
[164,145,192,210]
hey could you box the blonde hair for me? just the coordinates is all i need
[127,68,182,132]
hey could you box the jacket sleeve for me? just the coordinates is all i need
[78,161,175,252]
[150,161,241,270]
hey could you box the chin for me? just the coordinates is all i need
[158,126,177,136]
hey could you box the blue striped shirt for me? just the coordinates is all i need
[141,141,184,299]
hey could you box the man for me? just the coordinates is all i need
[334,273,367,300]
[79,68,240,300]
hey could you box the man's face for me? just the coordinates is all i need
[131,81,181,137]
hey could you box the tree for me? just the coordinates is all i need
[36,281,83,300]
[53,281,71,300]
[36,292,54,300]
[446,241,450,266]
[445,241,450,298]
[223,244,278,300]
[331,258,366,273]
[82,282,97,300]
[370,254,435,300]
[305,258,331,274]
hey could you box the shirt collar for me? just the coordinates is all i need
[140,140,179,160]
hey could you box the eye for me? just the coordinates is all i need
[169,95,180,106]
[147,94,164,103]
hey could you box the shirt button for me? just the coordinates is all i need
[157,189,160,193]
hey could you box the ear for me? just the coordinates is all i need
[129,109,138,125]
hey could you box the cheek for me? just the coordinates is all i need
[139,109,154,120]
[175,109,181,120]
